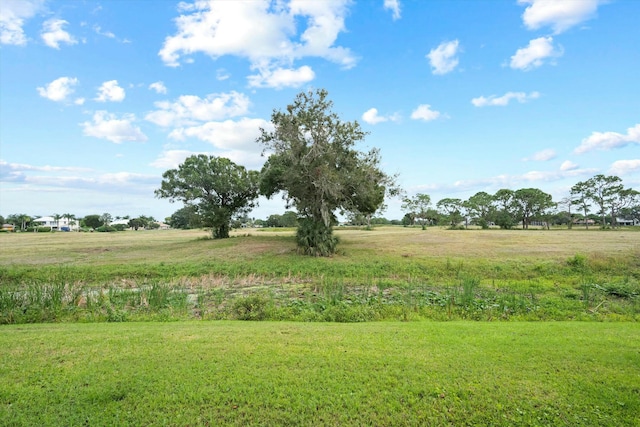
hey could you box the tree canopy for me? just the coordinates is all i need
[257,89,396,255]
[155,155,260,239]
[401,193,432,229]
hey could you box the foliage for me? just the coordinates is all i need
[258,89,396,255]
[437,197,465,228]
[156,155,260,239]
[100,212,113,226]
[493,189,517,229]
[402,193,432,229]
[6,213,32,231]
[265,211,298,228]
[82,214,104,229]
[295,217,339,256]
[572,174,639,229]
[168,206,202,230]
[513,188,555,229]
[127,215,157,230]
[464,191,495,228]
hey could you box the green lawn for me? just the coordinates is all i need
[1,321,638,426]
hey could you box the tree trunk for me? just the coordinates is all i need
[215,223,230,239]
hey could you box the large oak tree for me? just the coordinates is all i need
[257,89,396,256]
[155,155,260,239]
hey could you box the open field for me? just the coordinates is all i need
[1,321,639,426]
[1,229,638,425]
[1,227,639,322]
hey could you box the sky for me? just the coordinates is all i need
[1,0,639,222]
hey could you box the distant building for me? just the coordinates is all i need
[617,218,640,226]
[573,218,596,226]
[33,216,79,231]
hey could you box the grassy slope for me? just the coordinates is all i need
[1,321,638,426]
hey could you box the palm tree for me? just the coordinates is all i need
[53,213,62,230]
[19,214,31,231]
[62,213,76,230]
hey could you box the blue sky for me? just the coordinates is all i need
[1,0,638,221]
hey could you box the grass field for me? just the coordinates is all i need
[1,321,638,426]
[1,227,639,322]
[1,228,639,425]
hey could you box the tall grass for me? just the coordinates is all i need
[1,228,638,323]
[4,271,637,324]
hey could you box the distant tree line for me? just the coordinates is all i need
[397,174,639,230]
[162,172,638,233]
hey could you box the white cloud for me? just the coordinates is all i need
[247,65,315,89]
[168,118,270,152]
[150,150,205,169]
[384,0,401,20]
[1,160,158,198]
[0,0,43,45]
[149,81,167,94]
[93,25,115,38]
[362,108,399,125]
[609,159,640,176]
[1,159,91,180]
[574,124,640,154]
[95,80,126,102]
[150,148,265,171]
[427,40,460,75]
[415,164,598,195]
[524,148,556,162]
[560,160,579,171]
[158,0,355,87]
[41,19,77,49]
[145,91,250,127]
[518,0,603,34]
[99,172,157,186]
[216,69,230,81]
[472,91,540,107]
[410,104,442,122]
[362,108,386,125]
[37,77,79,102]
[81,111,148,144]
[510,37,562,71]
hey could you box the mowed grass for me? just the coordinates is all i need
[1,321,638,426]
[1,227,639,323]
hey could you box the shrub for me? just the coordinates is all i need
[567,254,589,272]
[296,218,339,256]
[232,294,271,320]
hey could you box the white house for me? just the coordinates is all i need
[33,216,79,231]
[617,218,640,226]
